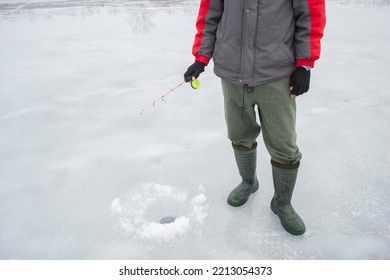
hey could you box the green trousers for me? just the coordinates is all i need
[221,78,302,165]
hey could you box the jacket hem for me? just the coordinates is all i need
[215,72,292,87]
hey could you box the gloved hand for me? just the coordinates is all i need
[184,61,206,82]
[289,67,311,96]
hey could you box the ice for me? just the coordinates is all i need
[0,0,389,259]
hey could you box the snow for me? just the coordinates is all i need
[0,0,389,260]
[110,182,207,243]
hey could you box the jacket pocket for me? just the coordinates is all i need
[213,40,242,73]
[269,42,295,65]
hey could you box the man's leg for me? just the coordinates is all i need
[256,78,302,165]
[221,79,260,206]
[221,79,260,149]
[255,78,305,235]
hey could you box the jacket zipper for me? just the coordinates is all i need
[251,0,260,86]
[239,0,250,84]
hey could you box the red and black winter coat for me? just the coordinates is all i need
[192,0,326,86]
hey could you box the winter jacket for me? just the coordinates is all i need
[192,0,326,86]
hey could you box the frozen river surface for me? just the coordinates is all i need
[0,0,390,259]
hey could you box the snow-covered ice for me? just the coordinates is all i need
[0,0,389,259]
[110,183,207,242]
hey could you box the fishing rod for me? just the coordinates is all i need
[140,79,200,115]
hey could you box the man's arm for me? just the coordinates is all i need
[192,0,224,65]
[293,0,326,68]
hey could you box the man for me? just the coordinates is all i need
[184,0,326,235]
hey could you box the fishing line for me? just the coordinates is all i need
[140,79,200,115]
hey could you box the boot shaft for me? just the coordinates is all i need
[227,143,259,207]
[233,143,257,183]
[270,161,306,235]
[271,161,299,205]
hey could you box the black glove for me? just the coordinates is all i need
[289,67,311,96]
[184,61,206,82]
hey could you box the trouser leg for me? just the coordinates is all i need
[255,78,302,165]
[221,79,260,149]
[221,79,260,206]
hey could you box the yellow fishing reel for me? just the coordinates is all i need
[190,79,200,89]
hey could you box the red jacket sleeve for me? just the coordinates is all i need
[192,0,224,65]
[294,0,326,68]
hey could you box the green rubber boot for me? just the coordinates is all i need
[270,161,306,235]
[227,143,259,207]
